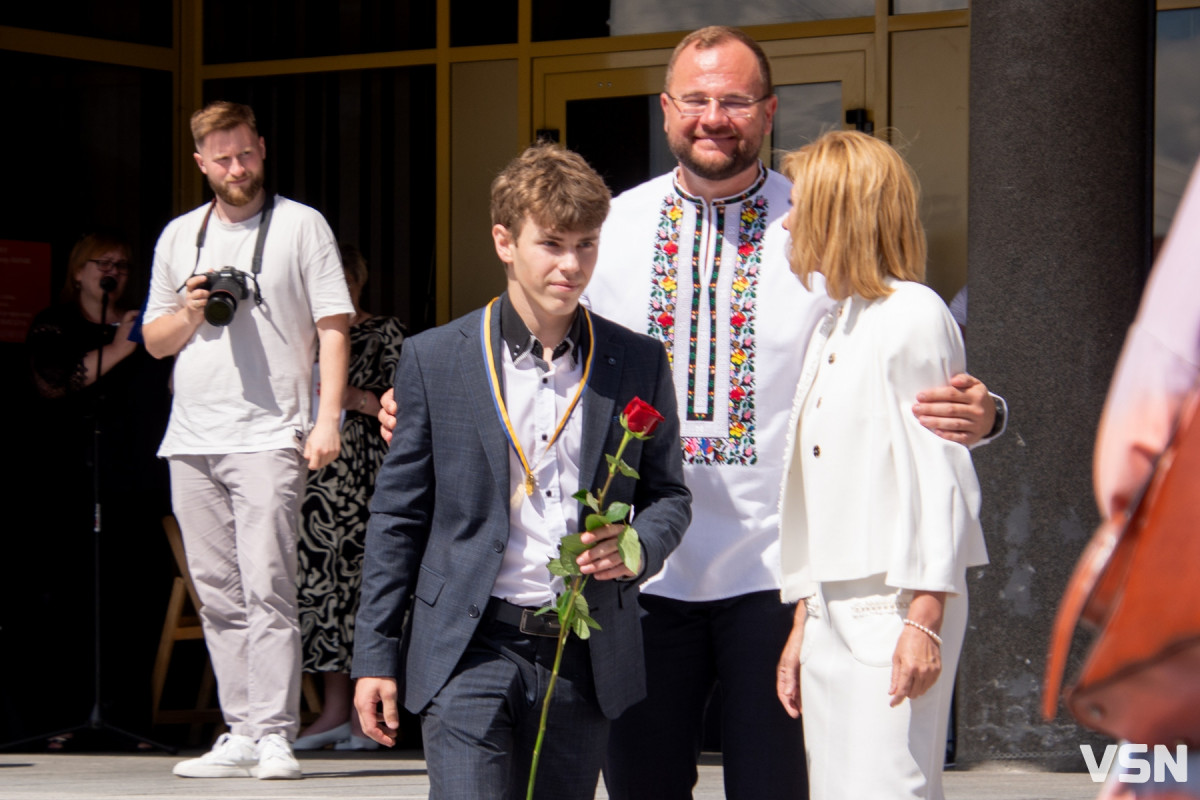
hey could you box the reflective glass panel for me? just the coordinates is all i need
[0,1,171,47]
[204,0,434,64]
[771,82,844,170]
[452,0,517,46]
[535,0,873,40]
[566,95,676,196]
[204,67,438,332]
[1155,8,1200,239]
[893,0,968,14]
[0,50,172,295]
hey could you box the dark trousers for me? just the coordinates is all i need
[603,591,808,800]
[421,616,608,800]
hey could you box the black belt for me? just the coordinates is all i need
[484,597,562,638]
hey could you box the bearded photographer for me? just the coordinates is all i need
[143,101,352,781]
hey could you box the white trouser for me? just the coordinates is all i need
[801,573,968,800]
[169,450,306,741]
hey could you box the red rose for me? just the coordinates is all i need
[623,397,665,436]
[730,312,746,328]
[730,385,746,402]
[657,312,674,327]
[663,242,679,256]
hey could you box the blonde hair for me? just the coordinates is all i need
[190,101,258,150]
[63,232,131,307]
[490,142,611,236]
[781,130,926,301]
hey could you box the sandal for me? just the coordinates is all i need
[47,734,73,751]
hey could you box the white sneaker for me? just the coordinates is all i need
[172,733,257,778]
[252,733,302,780]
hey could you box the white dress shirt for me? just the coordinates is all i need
[491,301,587,607]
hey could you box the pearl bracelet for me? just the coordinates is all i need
[903,618,943,647]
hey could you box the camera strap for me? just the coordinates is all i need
[179,195,276,306]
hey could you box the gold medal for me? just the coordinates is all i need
[483,298,594,501]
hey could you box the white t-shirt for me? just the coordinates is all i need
[585,165,833,602]
[145,195,353,457]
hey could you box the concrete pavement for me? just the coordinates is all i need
[0,748,1103,799]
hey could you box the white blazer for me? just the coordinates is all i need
[778,279,988,603]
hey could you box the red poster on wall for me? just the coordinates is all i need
[0,240,51,344]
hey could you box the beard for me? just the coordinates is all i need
[668,127,763,183]
[210,169,265,207]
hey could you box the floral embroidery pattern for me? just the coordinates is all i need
[687,204,723,423]
[647,184,768,467]
[647,195,682,354]
[717,193,768,464]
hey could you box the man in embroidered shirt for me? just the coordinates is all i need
[582,26,1006,800]
[351,143,691,799]
[143,101,353,780]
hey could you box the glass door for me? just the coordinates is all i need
[536,40,870,194]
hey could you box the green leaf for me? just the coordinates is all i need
[615,459,640,479]
[556,592,574,620]
[559,533,592,560]
[585,513,609,532]
[571,610,600,638]
[604,502,631,523]
[572,592,590,616]
[572,489,600,512]
[618,526,642,575]
[547,557,576,577]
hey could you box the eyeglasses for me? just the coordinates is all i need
[665,93,769,119]
[89,258,131,274]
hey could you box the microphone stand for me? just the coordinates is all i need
[1,278,174,754]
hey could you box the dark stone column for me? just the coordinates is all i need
[961,0,1152,769]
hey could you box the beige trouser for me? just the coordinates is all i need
[169,450,306,741]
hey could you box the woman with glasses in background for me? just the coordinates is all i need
[29,233,142,396]
[23,232,173,749]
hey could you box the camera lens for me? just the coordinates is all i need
[203,271,247,327]
[204,293,237,326]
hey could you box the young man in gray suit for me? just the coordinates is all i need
[351,143,692,799]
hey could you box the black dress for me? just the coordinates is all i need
[297,315,404,673]
[20,303,173,736]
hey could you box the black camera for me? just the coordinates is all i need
[199,268,251,327]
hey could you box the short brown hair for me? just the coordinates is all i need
[489,142,611,236]
[63,231,132,306]
[781,130,926,301]
[190,101,258,150]
[665,26,773,97]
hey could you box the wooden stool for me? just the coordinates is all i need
[151,515,322,741]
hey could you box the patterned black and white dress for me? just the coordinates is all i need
[298,315,404,673]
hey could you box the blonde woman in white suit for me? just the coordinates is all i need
[774,130,988,800]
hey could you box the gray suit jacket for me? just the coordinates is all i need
[352,301,691,719]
